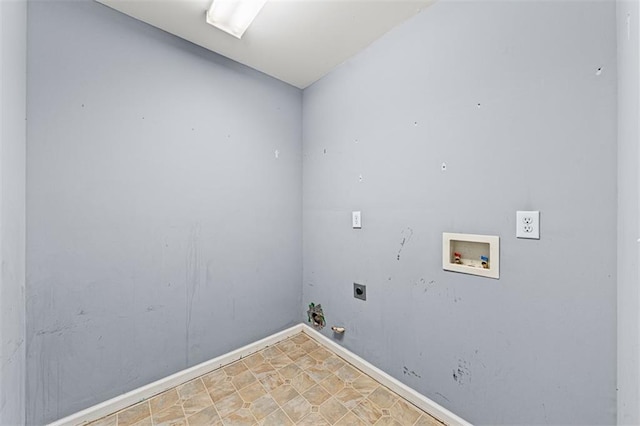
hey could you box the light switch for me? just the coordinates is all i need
[352,211,361,229]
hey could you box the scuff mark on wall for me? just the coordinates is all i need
[397,227,414,260]
[452,359,471,385]
[435,392,450,403]
[403,366,422,378]
[1,339,24,368]
[414,278,436,293]
[185,223,201,365]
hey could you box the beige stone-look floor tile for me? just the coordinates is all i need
[260,408,294,426]
[415,413,446,426]
[334,365,361,382]
[261,346,282,360]
[270,384,299,406]
[215,392,244,418]
[297,412,331,426]
[89,414,117,426]
[299,339,320,354]
[306,365,332,383]
[117,402,151,426]
[242,352,265,369]
[309,347,333,362]
[232,369,257,390]
[238,381,267,403]
[84,333,448,426]
[250,362,276,380]
[152,404,186,426]
[268,352,292,369]
[250,394,279,421]
[131,418,152,426]
[276,339,298,353]
[149,388,180,414]
[290,334,310,345]
[319,373,345,394]
[295,354,317,370]
[334,411,367,426]
[221,407,256,426]
[177,379,206,401]
[319,398,349,425]
[186,406,222,426]
[224,361,249,377]
[351,375,379,396]
[182,392,214,417]
[282,395,312,423]
[302,384,332,406]
[368,387,398,409]
[374,417,403,426]
[285,347,308,362]
[208,380,237,402]
[352,398,384,424]
[323,356,346,372]
[334,387,365,410]
[259,372,285,392]
[291,371,316,393]
[388,398,421,425]
[202,370,227,389]
[278,363,302,380]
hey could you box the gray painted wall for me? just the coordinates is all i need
[0,0,27,424]
[26,2,302,424]
[617,0,640,424]
[302,1,617,424]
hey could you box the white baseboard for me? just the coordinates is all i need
[300,324,472,426]
[49,323,471,426]
[48,325,304,426]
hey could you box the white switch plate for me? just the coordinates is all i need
[352,211,361,229]
[516,211,540,239]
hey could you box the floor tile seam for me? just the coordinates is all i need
[181,387,215,421]
[276,402,298,426]
[330,408,354,426]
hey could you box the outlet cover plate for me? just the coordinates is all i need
[516,211,540,239]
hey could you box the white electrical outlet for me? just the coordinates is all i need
[352,211,361,229]
[516,211,540,239]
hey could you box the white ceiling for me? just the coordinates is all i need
[96,0,435,89]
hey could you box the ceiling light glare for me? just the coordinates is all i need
[206,0,267,39]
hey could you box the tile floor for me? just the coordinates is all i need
[88,333,445,426]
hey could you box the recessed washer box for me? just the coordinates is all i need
[442,233,500,279]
